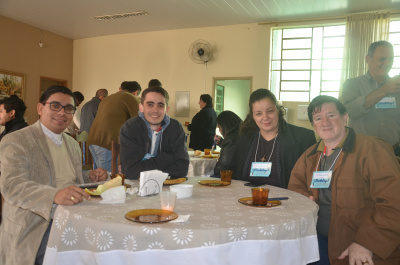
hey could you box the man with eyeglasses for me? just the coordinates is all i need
[0,85,108,265]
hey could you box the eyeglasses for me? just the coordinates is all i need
[45,102,76,114]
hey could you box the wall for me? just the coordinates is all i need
[0,16,73,124]
[73,23,270,130]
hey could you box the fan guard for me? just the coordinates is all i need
[189,39,213,64]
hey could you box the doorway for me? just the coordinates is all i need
[39,76,67,100]
[213,77,252,121]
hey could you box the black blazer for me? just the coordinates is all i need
[231,123,316,188]
[213,131,238,175]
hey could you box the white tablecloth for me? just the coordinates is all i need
[44,177,319,265]
[187,151,218,177]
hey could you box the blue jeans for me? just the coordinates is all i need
[89,145,112,172]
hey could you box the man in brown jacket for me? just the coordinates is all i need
[288,95,400,265]
[88,81,141,172]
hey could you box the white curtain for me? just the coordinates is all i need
[340,12,390,99]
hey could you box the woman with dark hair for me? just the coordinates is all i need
[213,111,243,176]
[187,94,217,150]
[231,89,316,188]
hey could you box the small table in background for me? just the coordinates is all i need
[187,151,218,177]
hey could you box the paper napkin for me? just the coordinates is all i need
[100,186,126,204]
[170,215,190,223]
[138,170,169,196]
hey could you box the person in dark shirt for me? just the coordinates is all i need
[0,95,28,141]
[186,94,217,150]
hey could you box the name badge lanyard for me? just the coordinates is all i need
[310,146,342,188]
[250,132,278,177]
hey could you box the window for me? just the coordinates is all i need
[389,20,400,77]
[270,20,400,102]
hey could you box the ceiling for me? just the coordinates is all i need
[1,0,399,40]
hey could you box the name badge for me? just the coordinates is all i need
[310,171,332,188]
[375,97,397,109]
[250,162,272,177]
[142,153,155,161]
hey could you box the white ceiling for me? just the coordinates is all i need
[1,0,399,40]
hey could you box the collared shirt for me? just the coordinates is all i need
[40,121,63,146]
[342,72,400,145]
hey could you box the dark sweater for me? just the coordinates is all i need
[188,107,217,150]
[0,117,28,141]
[120,116,189,179]
[231,123,316,188]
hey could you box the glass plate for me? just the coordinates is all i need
[238,197,282,208]
[198,180,230,186]
[125,209,178,223]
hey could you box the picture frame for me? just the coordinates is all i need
[0,69,25,100]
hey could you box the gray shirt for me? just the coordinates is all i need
[80,97,101,133]
[342,73,400,145]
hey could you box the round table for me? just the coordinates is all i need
[44,177,319,265]
[187,151,218,177]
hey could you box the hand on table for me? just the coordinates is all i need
[338,242,374,265]
[89,168,108,182]
[54,185,90,205]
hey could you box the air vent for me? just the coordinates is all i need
[92,11,148,21]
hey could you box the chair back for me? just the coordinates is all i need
[77,131,93,170]
[111,141,121,175]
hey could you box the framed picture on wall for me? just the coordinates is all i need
[215,84,224,116]
[0,69,25,100]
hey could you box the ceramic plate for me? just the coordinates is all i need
[198,180,230,186]
[164,178,187,185]
[125,209,178,223]
[238,197,282,208]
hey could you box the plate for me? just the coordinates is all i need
[198,180,230,186]
[201,155,218,159]
[125,209,178,223]
[238,197,282,208]
[164,178,187,185]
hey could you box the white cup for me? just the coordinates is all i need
[160,191,177,211]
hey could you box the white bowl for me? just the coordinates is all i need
[169,184,194,199]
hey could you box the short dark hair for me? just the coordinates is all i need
[39,85,76,106]
[72,91,84,103]
[0,96,27,118]
[148,79,162,88]
[240,89,286,135]
[121,81,141,95]
[367,41,393,57]
[308,95,347,124]
[95,88,108,98]
[141,86,169,105]
[200,94,213,108]
[216,111,243,138]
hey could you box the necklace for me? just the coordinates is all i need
[255,131,278,162]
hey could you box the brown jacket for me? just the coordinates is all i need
[0,121,90,265]
[88,90,139,150]
[288,128,400,265]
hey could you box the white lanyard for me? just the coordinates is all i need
[254,131,278,162]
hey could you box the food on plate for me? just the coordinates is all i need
[85,176,123,195]
[164,178,187,185]
[212,151,220,154]
[194,150,202,156]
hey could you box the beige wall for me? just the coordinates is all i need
[73,23,270,129]
[0,15,73,124]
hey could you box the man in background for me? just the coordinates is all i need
[88,81,141,172]
[64,91,84,135]
[0,86,107,265]
[80,88,108,133]
[120,86,189,179]
[148,79,162,88]
[0,95,28,141]
[342,40,400,156]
